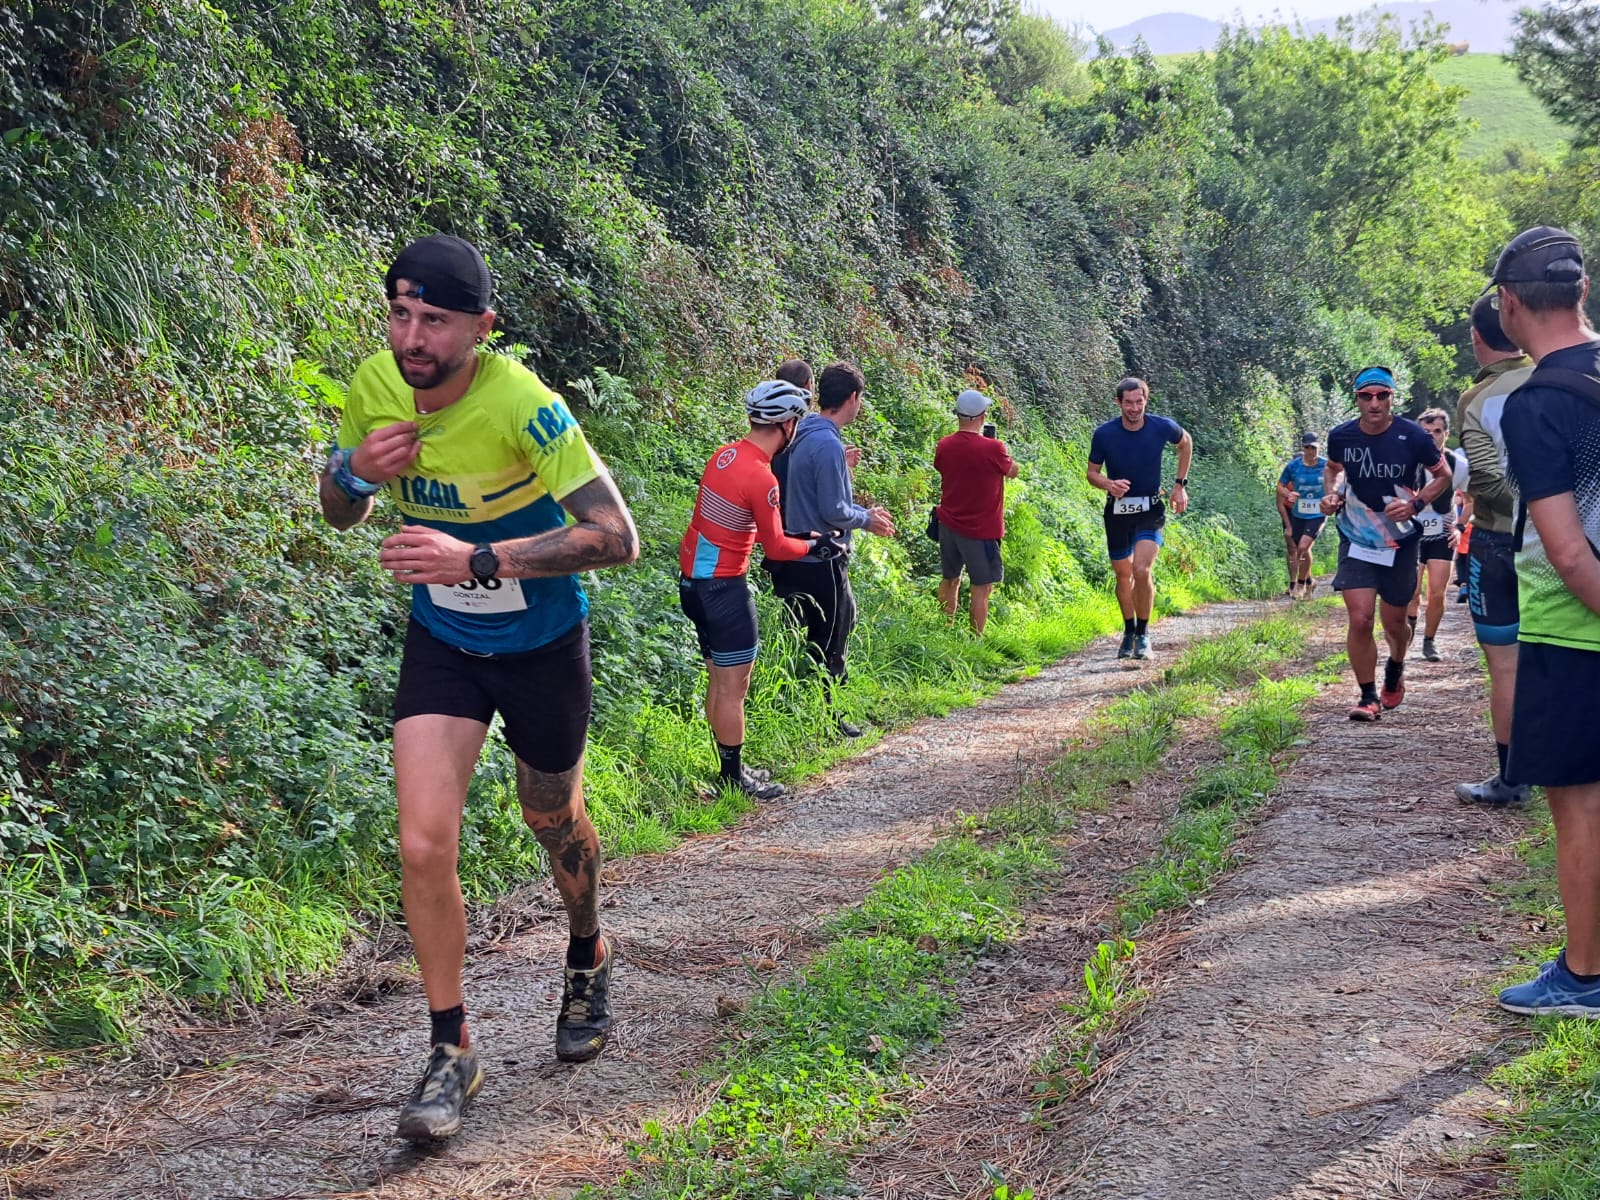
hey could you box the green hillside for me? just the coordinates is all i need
[1433,53,1572,160]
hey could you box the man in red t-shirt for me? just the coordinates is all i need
[933,389,1019,634]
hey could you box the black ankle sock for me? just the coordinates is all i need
[1407,615,1417,631]
[1383,657,1404,689]
[716,741,742,781]
[430,1003,466,1047]
[567,931,601,970]
[1134,618,1149,635]
[1359,682,1379,704]
[1124,618,1136,636]
[1563,950,1600,985]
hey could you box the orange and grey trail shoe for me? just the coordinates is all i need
[556,934,614,1063]
[395,1042,484,1142]
[1348,696,1382,722]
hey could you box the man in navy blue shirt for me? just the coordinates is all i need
[1487,226,1600,1017]
[1321,366,1451,721]
[766,361,896,735]
[1087,377,1192,660]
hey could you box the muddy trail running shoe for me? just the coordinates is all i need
[1499,953,1600,1017]
[728,769,785,800]
[1348,696,1382,722]
[1422,637,1441,662]
[1116,631,1136,659]
[1455,773,1532,807]
[557,935,613,1063]
[395,1042,484,1142]
[1133,633,1152,660]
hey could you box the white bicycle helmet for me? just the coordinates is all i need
[745,379,812,424]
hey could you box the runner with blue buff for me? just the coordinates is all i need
[1321,366,1452,721]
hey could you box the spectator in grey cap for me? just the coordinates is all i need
[933,388,1018,634]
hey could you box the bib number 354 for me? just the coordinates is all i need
[427,578,528,614]
[1113,494,1151,515]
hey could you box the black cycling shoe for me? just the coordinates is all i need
[395,1042,484,1142]
[556,935,613,1063]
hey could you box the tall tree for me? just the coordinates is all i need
[1512,0,1600,147]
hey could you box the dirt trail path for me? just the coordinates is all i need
[10,599,1275,1200]
[851,601,1529,1199]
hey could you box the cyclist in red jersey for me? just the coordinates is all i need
[680,381,818,797]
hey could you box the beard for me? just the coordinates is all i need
[394,348,469,391]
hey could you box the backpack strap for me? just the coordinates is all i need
[1524,365,1600,411]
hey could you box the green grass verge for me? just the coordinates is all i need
[1485,814,1600,1199]
[600,609,1322,1199]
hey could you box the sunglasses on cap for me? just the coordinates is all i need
[1355,388,1394,401]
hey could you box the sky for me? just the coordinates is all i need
[1030,0,1375,32]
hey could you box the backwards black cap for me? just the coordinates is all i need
[1490,225,1586,287]
[384,234,493,314]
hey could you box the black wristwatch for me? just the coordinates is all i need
[1173,476,1188,487]
[469,543,500,584]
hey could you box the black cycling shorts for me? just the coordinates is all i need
[1288,515,1326,542]
[1104,499,1167,562]
[1332,534,1422,608]
[393,618,591,774]
[679,575,760,668]
[1468,528,1519,646]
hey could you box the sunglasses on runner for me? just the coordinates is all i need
[1355,388,1394,401]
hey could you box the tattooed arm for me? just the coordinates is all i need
[376,473,639,584]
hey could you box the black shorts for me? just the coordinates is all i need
[1104,499,1166,562]
[393,618,591,774]
[1508,640,1600,788]
[937,525,1004,586]
[1288,516,1326,542]
[1333,534,1422,608]
[679,575,759,668]
[1418,537,1454,563]
[1468,529,1519,646]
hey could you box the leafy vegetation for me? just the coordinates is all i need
[1,0,1592,1045]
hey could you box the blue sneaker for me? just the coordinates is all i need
[1116,632,1136,659]
[1499,952,1600,1017]
[1133,634,1151,660]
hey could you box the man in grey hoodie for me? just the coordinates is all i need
[766,361,896,735]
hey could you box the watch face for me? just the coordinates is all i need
[470,546,498,580]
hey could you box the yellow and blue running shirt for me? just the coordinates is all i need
[337,350,605,655]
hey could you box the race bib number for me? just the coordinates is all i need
[427,578,528,614]
[1418,511,1445,538]
[1348,542,1396,568]
[1296,496,1322,517]
[1113,494,1151,515]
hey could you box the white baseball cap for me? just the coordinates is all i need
[956,388,993,417]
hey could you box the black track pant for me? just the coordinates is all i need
[766,557,855,684]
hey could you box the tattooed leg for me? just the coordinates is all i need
[516,756,601,938]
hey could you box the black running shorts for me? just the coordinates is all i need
[1288,515,1326,542]
[679,575,760,668]
[1467,529,1519,646]
[1418,537,1454,564]
[1332,534,1422,608]
[392,618,591,774]
[937,525,1004,586]
[1103,499,1167,562]
[1508,640,1600,788]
